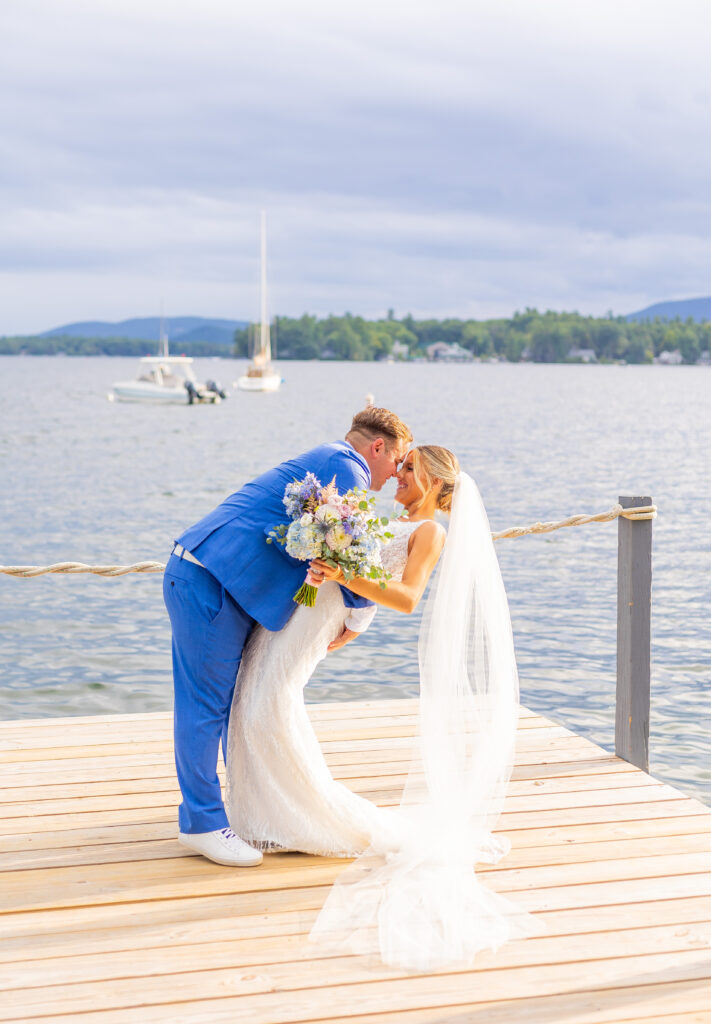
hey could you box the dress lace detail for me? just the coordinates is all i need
[380,518,426,581]
[224,520,427,856]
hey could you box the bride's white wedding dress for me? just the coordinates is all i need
[225,518,424,856]
[226,477,543,971]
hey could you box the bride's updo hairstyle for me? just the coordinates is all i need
[410,445,460,513]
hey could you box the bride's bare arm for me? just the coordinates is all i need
[311,521,446,614]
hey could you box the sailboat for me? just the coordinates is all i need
[235,212,282,392]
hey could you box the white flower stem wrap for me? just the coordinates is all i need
[310,472,544,971]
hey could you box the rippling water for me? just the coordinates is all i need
[1,356,709,805]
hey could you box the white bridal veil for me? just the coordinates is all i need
[310,471,543,972]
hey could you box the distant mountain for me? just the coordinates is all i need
[626,297,711,322]
[40,316,248,347]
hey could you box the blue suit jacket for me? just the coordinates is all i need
[176,441,375,631]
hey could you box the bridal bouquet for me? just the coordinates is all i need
[268,472,395,606]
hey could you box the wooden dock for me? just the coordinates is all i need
[2,698,711,1023]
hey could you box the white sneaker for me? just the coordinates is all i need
[178,827,263,867]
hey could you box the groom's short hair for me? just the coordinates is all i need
[348,407,413,448]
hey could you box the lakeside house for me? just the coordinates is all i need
[567,347,598,363]
[653,349,683,365]
[426,341,473,362]
[391,340,410,360]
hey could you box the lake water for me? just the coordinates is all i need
[1,356,709,805]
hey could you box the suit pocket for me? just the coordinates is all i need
[206,584,227,625]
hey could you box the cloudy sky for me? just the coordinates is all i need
[2,0,711,333]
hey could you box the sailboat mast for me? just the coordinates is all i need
[259,210,272,364]
[236,210,280,390]
[159,300,169,359]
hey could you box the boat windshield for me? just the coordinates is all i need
[137,361,195,386]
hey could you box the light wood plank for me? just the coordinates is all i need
[0,702,535,734]
[0,726,579,764]
[0,755,639,790]
[1,794,705,840]
[5,827,711,874]
[296,987,711,1024]
[0,778,677,821]
[2,947,711,1022]
[2,919,711,993]
[0,765,657,807]
[0,701,540,730]
[0,736,611,773]
[4,847,711,915]
[0,714,551,753]
[4,871,711,944]
[26,979,711,1024]
[2,893,710,967]
[2,811,709,862]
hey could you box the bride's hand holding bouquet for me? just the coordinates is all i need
[268,472,395,606]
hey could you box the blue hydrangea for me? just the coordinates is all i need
[285,520,324,560]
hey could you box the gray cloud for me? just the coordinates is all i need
[2,0,710,332]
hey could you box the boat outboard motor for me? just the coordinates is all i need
[184,380,199,405]
[206,380,227,400]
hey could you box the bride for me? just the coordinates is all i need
[225,444,542,970]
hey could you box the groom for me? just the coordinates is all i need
[164,406,413,866]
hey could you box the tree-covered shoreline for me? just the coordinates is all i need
[0,335,229,357]
[3,308,711,362]
[236,309,711,363]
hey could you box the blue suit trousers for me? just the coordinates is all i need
[163,551,255,833]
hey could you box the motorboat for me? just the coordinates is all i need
[235,211,282,393]
[110,356,227,404]
[109,322,227,404]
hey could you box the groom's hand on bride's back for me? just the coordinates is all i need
[327,627,359,653]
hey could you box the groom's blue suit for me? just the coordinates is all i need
[163,440,374,834]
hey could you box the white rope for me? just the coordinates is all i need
[491,502,656,541]
[0,503,656,578]
[0,561,166,579]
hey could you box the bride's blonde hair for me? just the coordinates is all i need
[409,445,460,513]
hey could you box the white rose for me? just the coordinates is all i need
[315,503,341,525]
[325,525,352,552]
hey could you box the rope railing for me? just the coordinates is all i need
[0,561,166,579]
[0,502,657,578]
[491,501,656,540]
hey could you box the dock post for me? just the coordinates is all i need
[615,495,653,772]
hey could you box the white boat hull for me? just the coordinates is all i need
[110,381,220,404]
[235,374,281,392]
